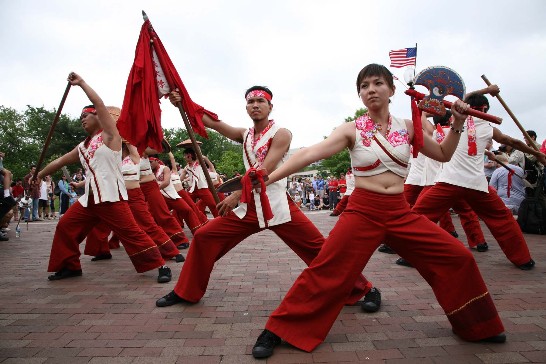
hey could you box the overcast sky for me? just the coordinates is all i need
[2,0,546,149]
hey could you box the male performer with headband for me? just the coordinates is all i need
[167,151,208,231]
[413,87,546,270]
[156,86,381,313]
[37,72,167,280]
[179,148,220,217]
[83,139,185,274]
[139,150,189,248]
[150,156,204,235]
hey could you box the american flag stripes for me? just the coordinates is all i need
[389,47,417,68]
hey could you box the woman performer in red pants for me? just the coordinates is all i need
[251,64,506,358]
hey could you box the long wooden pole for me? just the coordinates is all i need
[481,74,540,152]
[174,103,220,204]
[32,82,72,180]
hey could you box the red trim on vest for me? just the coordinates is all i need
[373,135,408,168]
[78,145,103,203]
[353,159,381,171]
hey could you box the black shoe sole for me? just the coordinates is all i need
[155,294,185,307]
[480,333,506,343]
[395,258,413,267]
[48,270,83,281]
[157,275,172,283]
[252,348,274,359]
[91,254,112,261]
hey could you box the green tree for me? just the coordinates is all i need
[216,150,245,177]
[0,106,86,181]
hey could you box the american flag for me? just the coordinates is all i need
[389,47,417,68]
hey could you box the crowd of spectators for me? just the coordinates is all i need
[286,173,349,211]
[0,152,85,241]
[485,130,544,215]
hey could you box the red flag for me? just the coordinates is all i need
[117,19,218,153]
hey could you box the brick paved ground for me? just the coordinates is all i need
[0,211,545,363]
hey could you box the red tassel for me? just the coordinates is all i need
[468,143,477,156]
[240,168,274,221]
[411,98,424,158]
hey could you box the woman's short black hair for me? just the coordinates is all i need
[356,64,394,94]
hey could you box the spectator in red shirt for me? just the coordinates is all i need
[338,173,347,197]
[328,176,339,210]
[11,179,24,221]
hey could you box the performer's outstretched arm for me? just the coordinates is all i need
[492,128,546,165]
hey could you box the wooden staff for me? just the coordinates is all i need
[32,82,72,180]
[173,103,220,204]
[481,75,540,152]
[491,157,525,179]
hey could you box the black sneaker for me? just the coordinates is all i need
[378,244,396,254]
[518,259,535,271]
[480,333,506,343]
[252,329,281,359]
[174,254,185,263]
[476,243,488,252]
[0,233,9,241]
[157,266,172,283]
[361,287,381,313]
[91,253,112,261]
[178,243,190,249]
[156,290,186,307]
[48,267,83,281]
[395,257,413,267]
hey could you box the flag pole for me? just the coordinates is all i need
[414,43,417,79]
[143,11,220,204]
[33,82,72,180]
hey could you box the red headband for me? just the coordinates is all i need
[245,90,272,102]
[149,157,164,165]
[81,107,96,114]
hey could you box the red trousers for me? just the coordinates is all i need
[190,188,219,217]
[174,195,372,303]
[85,189,179,260]
[48,199,164,273]
[178,189,208,225]
[84,226,120,255]
[404,184,456,232]
[140,181,187,244]
[265,189,504,352]
[413,183,531,266]
[164,196,205,233]
[84,221,112,257]
[420,185,485,248]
